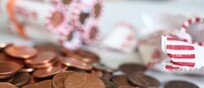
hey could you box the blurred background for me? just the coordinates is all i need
[0,0,204,88]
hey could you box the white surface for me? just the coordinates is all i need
[0,0,204,88]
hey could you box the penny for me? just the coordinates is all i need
[79,12,90,24]
[5,45,37,59]
[128,72,160,88]
[52,71,77,88]
[118,85,137,88]
[62,0,72,5]
[74,49,100,64]
[94,3,101,18]
[0,76,14,82]
[91,69,103,77]
[64,73,105,88]
[0,82,18,88]
[59,56,92,70]
[0,61,22,76]
[165,80,199,88]
[93,63,115,72]
[26,80,53,88]
[11,72,30,87]
[119,63,146,74]
[0,53,24,65]
[34,43,60,53]
[33,62,67,78]
[27,58,58,69]
[0,43,12,51]
[25,51,57,65]
[100,78,118,88]
[111,75,134,87]
[51,12,64,27]
[102,72,112,80]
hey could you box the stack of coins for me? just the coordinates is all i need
[1,0,102,50]
[0,43,199,88]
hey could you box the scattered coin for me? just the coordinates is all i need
[11,72,30,87]
[119,63,147,74]
[128,72,160,88]
[111,75,134,87]
[0,82,18,88]
[52,71,77,88]
[165,80,199,88]
[0,61,22,76]
[5,45,37,59]
[33,62,68,78]
[64,73,105,88]
[59,56,92,70]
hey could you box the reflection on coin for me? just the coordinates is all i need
[64,73,105,88]
[5,45,37,59]
[60,57,92,70]
[128,72,160,88]
[0,76,14,82]
[52,71,76,88]
[119,63,146,74]
[33,62,67,78]
[165,80,198,88]
[0,82,18,88]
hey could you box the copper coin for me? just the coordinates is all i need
[0,76,14,82]
[111,75,134,87]
[33,62,67,78]
[0,82,18,88]
[62,0,72,5]
[74,49,100,64]
[25,80,52,88]
[91,69,103,77]
[165,80,198,88]
[93,63,115,72]
[102,72,112,80]
[0,53,24,66]
[128,72,160,88]
[119,63,147,74]
[5,45,37,59]
[59,56,92,70]
[52,71,77,88]
[25,51,57,65]
[100,78,118,88]
[94,3,101,18]
[27,58,58,69]
[64,73,105,88]
[118,85,137,88]
[0,61,22,76]
[79,12,90,24]
[11,72,30,87]
[51,12,64,27]
[34,43,60,53]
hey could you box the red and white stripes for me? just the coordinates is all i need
[162,36,204,70]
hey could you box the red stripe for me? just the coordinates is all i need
[182,24,187,29]
[188,19,192,24]
[167,53,195,59]
[195,17,201,22]
[170,61,195,67]
[166,45,194,50]
[165,65,181,70]
[167,37,179,41]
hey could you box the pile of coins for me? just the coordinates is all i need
[0,43,199,88]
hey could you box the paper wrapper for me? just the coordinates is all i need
[0,0,103,50]
[161,17,204,71]
[101,22,138,53]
